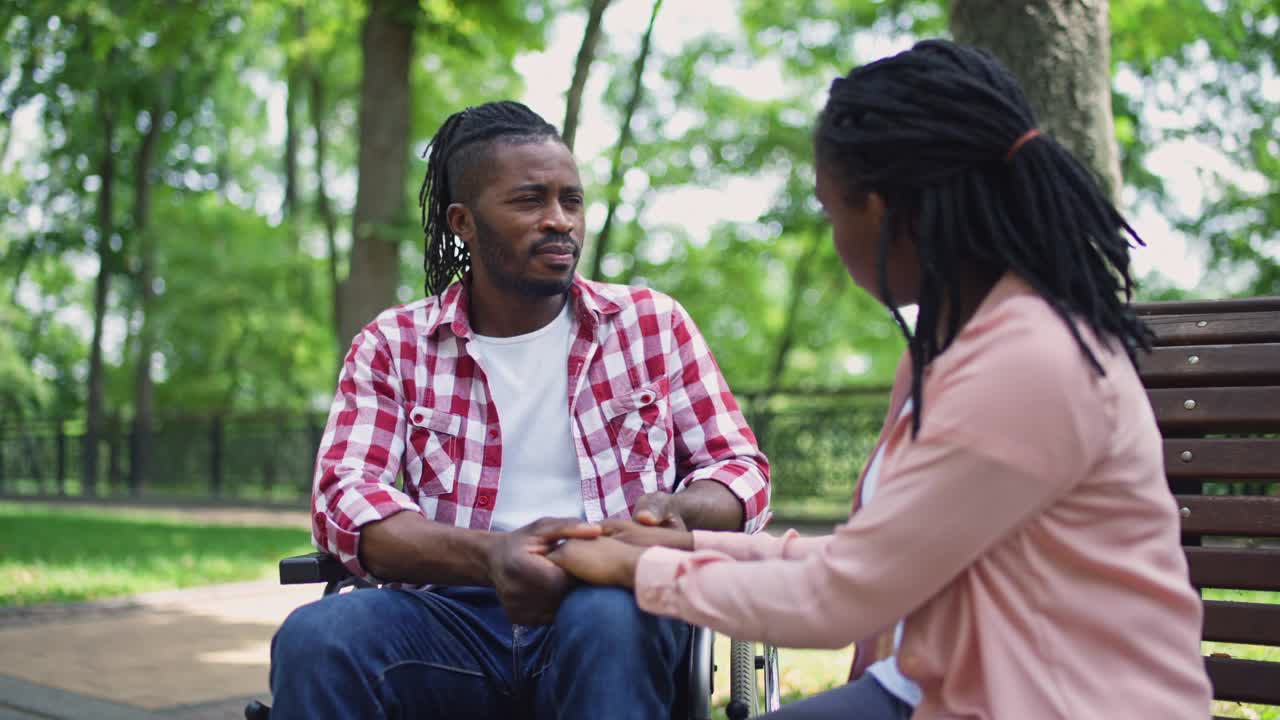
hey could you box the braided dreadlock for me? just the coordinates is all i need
[815,39,1153,436]
[419,101,562,296]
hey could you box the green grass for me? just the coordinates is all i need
[0,501,312,606]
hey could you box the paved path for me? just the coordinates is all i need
[0,579,315,719]
[1,501,314,719]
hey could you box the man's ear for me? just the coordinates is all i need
[446,203,473,244]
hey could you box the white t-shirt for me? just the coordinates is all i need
[863,400,923,707]
[469,302,586,532]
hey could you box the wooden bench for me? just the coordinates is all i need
[1134,297,1280,718]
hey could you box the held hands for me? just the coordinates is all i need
[600,517,694,551]
[546,492,695,589]
[487,517,601,625]
[547,537,645,589]
[605,490,695,551]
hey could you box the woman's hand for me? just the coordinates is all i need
[547,536,646,589]
[601,518,694,551]
[486,517,603,625]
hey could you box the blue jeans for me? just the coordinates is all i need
[269,584,690,719]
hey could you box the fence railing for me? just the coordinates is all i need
[0,391,892,508]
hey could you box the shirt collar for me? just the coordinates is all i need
[425,273,624,340]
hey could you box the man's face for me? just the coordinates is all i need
[452,139,586,298]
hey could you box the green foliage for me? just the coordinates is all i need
[1,0,1275,433]
[1111,0,1280,296]
[1,0,550,423]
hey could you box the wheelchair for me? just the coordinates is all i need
[245,552,781,719]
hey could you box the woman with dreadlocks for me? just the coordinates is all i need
[550,40,1212,719]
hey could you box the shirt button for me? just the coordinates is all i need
[477,496,491,508]
[489,429,498,439]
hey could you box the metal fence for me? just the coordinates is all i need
[0,390,892,508]
[0,415,324,503]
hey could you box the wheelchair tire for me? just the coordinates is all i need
[727,639,758,718]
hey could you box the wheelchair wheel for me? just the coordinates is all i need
[726,638,758,718]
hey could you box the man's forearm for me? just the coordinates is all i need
[358,510,498,586]
[674,480,746,531]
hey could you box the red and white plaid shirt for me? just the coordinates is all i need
[312,275,771,579]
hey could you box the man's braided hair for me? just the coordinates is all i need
[418,101,561,296]
[815,39,1153,436]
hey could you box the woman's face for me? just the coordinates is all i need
[815,162,920,307]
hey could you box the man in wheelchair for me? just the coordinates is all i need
[265,101,770,719]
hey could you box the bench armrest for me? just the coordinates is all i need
[279,552,352,585]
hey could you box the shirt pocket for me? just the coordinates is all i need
[404,405,466,497]
[601,380,672,474]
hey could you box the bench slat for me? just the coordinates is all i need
[1177,496,1280,537]
[1165,439,1280,480]
[1149,387,1280,435]
[1135,297,1280,316]
[1205,655,1280,705]
[1139,344,1280,387]
[1145,311,1280,347]
[1203,600,1280,646]
[1188,547,1280,591]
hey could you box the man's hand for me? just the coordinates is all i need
[632,482,745,532]
[632,491,688,531]
[601,518,694,551]
[486,518,602,626]
[547,537,645,589]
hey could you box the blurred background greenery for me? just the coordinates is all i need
[1,0,1277,512]
[2,5,1277,716]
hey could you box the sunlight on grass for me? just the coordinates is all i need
[0,502,312,606]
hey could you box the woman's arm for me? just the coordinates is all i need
[633,318,1108,649]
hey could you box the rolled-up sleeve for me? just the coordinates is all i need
[312,323,421,580]
[667,302,771,532]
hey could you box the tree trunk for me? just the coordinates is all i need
[338,0,416,344]
[84,93,115,497]
[751,229,824,443]
[765,229,824,395]
[283,76,299,218]
[562,0,612,151]
[588,0,662,282]
[310,63,342,354]
[950,0,1122,200]
[282,7,305,221]
[129,76,172,497]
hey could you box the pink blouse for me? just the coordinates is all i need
[635,275,1212,719]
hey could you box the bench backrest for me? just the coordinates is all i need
[1134,297,1280,715]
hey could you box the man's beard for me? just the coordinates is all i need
[472,213,578,297]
